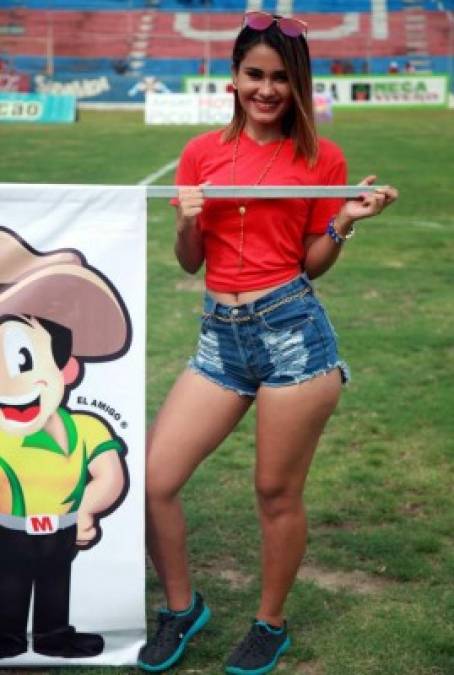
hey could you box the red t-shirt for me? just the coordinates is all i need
[173,129,347,292]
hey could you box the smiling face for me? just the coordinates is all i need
[232,43,293,140]
[0,317,66,436]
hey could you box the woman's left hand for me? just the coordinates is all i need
[338,175,398,227]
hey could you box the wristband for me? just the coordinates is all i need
[326,217,355,244]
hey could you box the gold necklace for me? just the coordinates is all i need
[231,133,284,270]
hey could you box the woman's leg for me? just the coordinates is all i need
[254,370,342,625]
[146,369,252,611]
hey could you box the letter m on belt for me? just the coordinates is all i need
[26,515,58,535]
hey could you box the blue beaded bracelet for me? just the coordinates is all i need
[326,217,355,244]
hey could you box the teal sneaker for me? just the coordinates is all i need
[138,592,211,672]
[225,619,291,675]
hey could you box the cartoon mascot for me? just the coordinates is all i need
[0,227,130,659]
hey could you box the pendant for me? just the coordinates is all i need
[238,206,246,215]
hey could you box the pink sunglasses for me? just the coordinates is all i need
[243,11,308,39]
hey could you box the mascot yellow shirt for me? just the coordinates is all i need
[0,408,123,517]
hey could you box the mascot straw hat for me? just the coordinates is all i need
[0,227,129,359]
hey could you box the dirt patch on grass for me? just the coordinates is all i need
[219,568,255,589]
[294,660,325,674]
[399,500,427,516]
[198,557,255,589]
[362,289,380,300]
[298,563,392,595]
[175,278,204,292]
[383,259,405,268]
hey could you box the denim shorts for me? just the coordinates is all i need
[188,275,350,398]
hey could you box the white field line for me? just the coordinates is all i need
[138,159,178,186]
[380,217,448,229]
[400,220,446,229]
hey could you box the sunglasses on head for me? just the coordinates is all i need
[243,11,308,39]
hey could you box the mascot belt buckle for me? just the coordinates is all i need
[26,514,60,535]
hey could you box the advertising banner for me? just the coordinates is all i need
[145,92,234,124]
[0,93,76,123]
[0,184,147,666]
[184,75,449,108]
[312,75,448,107]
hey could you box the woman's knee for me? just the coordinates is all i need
[146,438,183,503]
[255,480,302,519]
[147,474,181,504]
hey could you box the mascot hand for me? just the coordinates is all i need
[76,511,97,548]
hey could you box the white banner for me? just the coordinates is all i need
[0,184,147,666]
[145,92,234,125]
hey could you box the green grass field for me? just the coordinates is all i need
[0,109,453,675]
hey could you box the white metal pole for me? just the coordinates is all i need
[46,9,54,77]
[145,185,385,199]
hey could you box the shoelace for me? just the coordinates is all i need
[237,624,276,656]
[151,612,180,647]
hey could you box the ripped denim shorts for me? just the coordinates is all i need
[188,275,350,398]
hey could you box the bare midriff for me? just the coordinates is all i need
[208,276,299,306]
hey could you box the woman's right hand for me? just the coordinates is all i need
[177,186,206,233]
[174,185,206,273]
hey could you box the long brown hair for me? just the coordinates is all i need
[223,19,318,164]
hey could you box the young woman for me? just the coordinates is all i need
[138,12,397,675]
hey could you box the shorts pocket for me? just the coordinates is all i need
[260,298,313,332]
